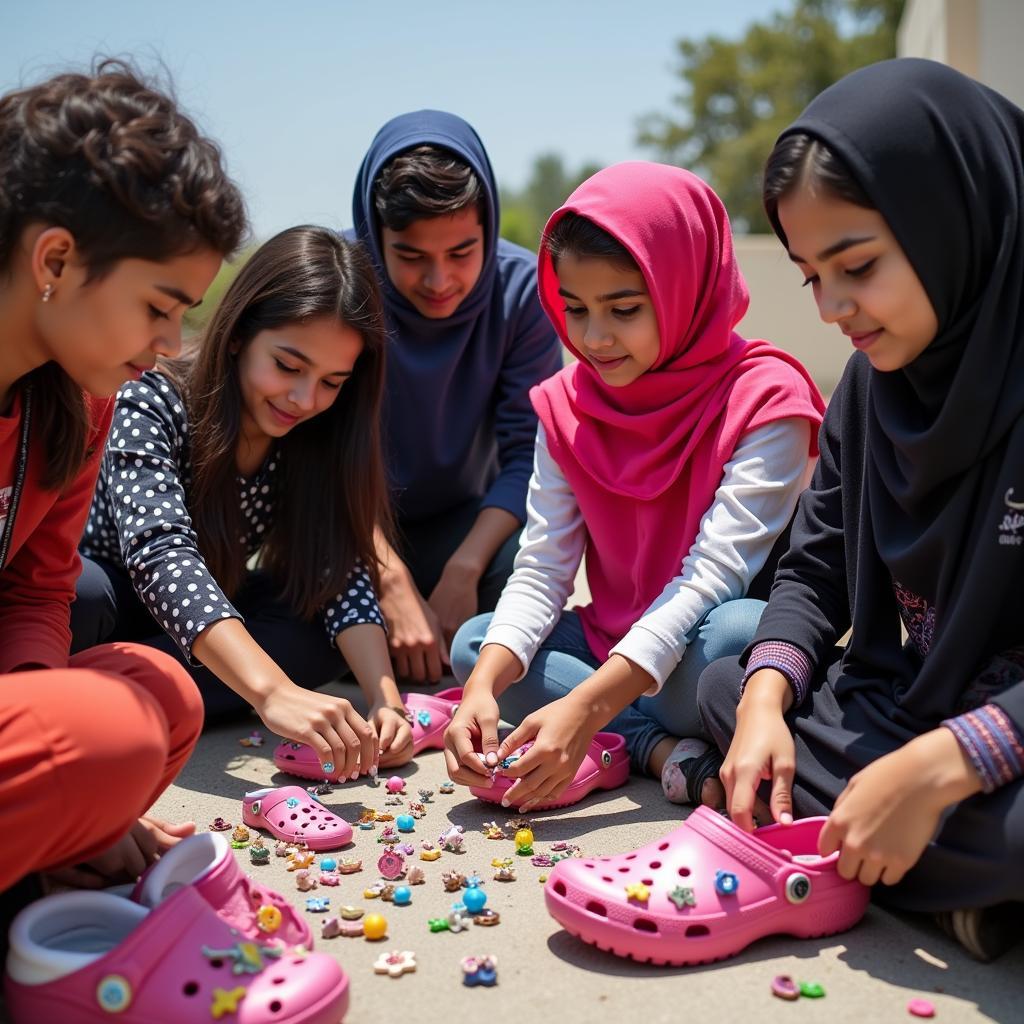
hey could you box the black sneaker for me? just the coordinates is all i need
[949,903,1022,962]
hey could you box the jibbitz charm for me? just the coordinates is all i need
[96,974,132,1012]
[600,750,613,767]
[714,870,739,896]
[785,873,811,904]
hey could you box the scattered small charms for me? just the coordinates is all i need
[249,837,269,865]
[439,825,466,852]
[294,869,317,892]
[428,917,450,933]
[514,828,534,856]
[420,848,442,862]
[377,826,399,844]
[392,886,412,906]
[337,858,363,875]
[362,913,388,941]
[305,897,330,913]
[505,817,532,832]
[907,998,936,1018]
[442,870,466,892]
[492,860,516,882]
[378,848,406,880]
[287,850,316,872]
[319,872,340,886]
[379,884,397,902]
[530,854,553,868]
[373,950,416,978]
[462,884,487,914]
[209,817,232,832]
[396,814,416,832]
[211,986,247,1017]
[384,794,404,806]
[417,788,434,803]
[306,780,332,797]
[408,801,426,819]
[800,982,825,999]
[358,808,378,825]
[473,909,501,926]
[771,975,800,1001]
[274,840,291,857]
[229,826,250,849]
[340,905,364,920]
[461,954,498,987]
[364,883,385,899]
[406,865,426,885]
[385,776,406,795]
[481,821,506,840]
[439,781,455,794]
[238,730,264,748]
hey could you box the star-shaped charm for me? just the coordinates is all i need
[668,885,696,909]
[211,986,246,1019]
[624,881,650,903]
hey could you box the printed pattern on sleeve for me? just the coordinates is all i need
[81,372,382,662]
[892,577,936,658]
[742,640,814,706]
[943,704,1024,793]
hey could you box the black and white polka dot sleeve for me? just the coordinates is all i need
[320,560,386,645]
[102,374,241,663]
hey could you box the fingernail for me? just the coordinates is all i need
[500,797,510,808]
[350,771,359,781]
[484,751,498,766]
[781,812,793,825]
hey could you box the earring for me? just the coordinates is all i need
[41,284,54,303]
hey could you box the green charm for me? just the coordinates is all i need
[799,981,825,999]
[428,917,450,933]
[668,885,697,909]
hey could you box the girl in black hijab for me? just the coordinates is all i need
[697,58,1024,961]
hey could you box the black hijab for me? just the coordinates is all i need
[783,58,1024,726]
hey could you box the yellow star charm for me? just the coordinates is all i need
[625,881,650,903]
[211,985,246,1019]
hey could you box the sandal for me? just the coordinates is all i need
[469,732,629,810]
[130,832,311,949]
[271,688,463,781]
[544,805,870,965]
[242,787,353,851]
[4,887,348,1023]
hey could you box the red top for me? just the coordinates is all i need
[0,391,114,672]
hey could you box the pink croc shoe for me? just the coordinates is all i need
[469,732,629,810]
[271,687,463,780]
[243,787,353,852]
[130,832,311,949]
[544,806,870,965]
[4,888,348,1023]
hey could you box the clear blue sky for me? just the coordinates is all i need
[1,1,782,239]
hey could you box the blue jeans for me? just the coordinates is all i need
[450,599,766,774]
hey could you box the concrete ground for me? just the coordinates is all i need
[148,677,1023,1024]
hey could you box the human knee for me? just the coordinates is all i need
[696,655,743,739]
[450,614,494,684]
[698,598,765,663]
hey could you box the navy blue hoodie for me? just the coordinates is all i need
[352,111,562,523]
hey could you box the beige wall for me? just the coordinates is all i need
[898,0,1024,107]
[734,235,848,396]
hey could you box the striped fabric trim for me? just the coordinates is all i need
[742,641,814,707]
[943,703,1024,794]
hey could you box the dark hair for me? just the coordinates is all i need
[762,132,874,246]
[373,144,484,231]
[0,58,247,491]
[544,211,637,271]
[161,226,392,618]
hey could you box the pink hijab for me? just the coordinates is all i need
[532,162,825,661]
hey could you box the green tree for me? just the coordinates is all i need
[637,0,904,232]
[500,152,602,250]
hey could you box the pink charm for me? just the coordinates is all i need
[770,975,800,1001]
[907,999,936,1018]
[385,776,406,794]
[378,848,406,880]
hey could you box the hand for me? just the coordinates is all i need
[370,702,415,769]
[443,685,502,786]
[721,670,796,832]
[494,696,596,812]
[427,562,480,652]
[254,683,377,780]
[379,571,449,683]
[818,728,982,887]
[45,816,195,888]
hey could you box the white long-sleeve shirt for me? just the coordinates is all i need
[482,418,814,695]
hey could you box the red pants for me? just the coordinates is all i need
[0,643,203,892]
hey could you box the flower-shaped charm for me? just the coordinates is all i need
[373,950,417,978]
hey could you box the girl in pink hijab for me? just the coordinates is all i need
[444,162,824,811]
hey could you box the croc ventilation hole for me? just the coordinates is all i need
[182,982,199,996]
[284,754,295,761]
[678,867,691,877]
[641,879,654,886]
[617,867,630,874]
[649,861,661,869]
[658,842,670,851]
[270,1000,282,1013]
[586,900,608,917]
[685,924,710,938]
[553,881,567,897]
[633,919,658,933]
[601,876,613,883]
[208,959,223,969]
[625,854,637,861]
[272,977,285,985]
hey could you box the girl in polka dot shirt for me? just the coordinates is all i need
[74,225,414,776]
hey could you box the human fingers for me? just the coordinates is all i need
[769,756,795,826]
[502,761,559,810]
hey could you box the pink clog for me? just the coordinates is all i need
[544,806,870,965]
[243,787,353,851]
[469,732,629,810]
[4,887,348,1023]
[130,832,311,949]
[271,688,463,781]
